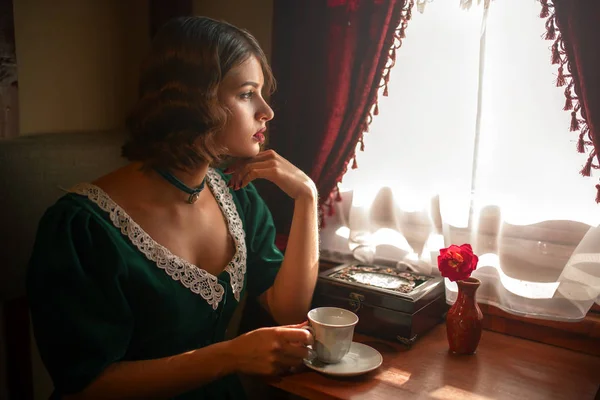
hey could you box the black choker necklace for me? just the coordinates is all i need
[154,168,206,204]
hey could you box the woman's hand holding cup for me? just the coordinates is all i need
[228,323,314,376]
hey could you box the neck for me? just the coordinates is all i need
[164,164,210,189]
[139,162,211,204]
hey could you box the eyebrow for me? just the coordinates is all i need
[239,81,260,88]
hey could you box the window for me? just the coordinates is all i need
[321,0,600,321]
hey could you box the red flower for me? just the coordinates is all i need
[437,244,478,282]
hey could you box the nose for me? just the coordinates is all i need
[257,100,274,122]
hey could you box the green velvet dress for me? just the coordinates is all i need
[26,168,283,399]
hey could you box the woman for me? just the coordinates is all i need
[27,16,319,399]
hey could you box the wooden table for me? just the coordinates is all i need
[267,324,600,400]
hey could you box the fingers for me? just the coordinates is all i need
[223,150,305,198]
[280,322,311,346]
[222,154,266,173]
[242,325,312,376]
[227,161,276,190]
[276,356,307,370]
[284,321,309,329]
[239,168,273,189]
[224,150,279,174]
[275,327,314,346]
[281,343,311,360]
[272,341,310,371]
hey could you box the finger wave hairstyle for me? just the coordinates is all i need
[122,16,275,171]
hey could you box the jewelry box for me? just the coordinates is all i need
[312,263,447,346]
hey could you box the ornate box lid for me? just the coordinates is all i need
[316,263,444,313]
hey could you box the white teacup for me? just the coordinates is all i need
[304,307,359,364]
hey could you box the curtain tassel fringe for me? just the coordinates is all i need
[556,65,566,87]
[321,0,415,219]
[335,185,342,202]
[563,85,573,110]
[551,38,561,64]
[577,131,586,153]
[570,111,580,132]
[540,0,550,18]
[580,152,595,177]
[545,16,556,40]
[539,0,598,203]
[563,95,573,111]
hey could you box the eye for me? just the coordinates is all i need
[240,91,255,100]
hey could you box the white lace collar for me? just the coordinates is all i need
[69,168,247,310]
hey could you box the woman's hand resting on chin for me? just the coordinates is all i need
[225,150,317,201]
[227,323,313,376]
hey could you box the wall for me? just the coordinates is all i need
[13,0,273,137]
[5,2,149,398]
[13,0,149,135]
[193,0,273,60]
[12,0,273,136]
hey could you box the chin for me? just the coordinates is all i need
[229,144,261,159]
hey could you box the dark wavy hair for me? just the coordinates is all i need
[122,16,275,170]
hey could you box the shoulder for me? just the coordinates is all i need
[30,191,121,268]
[39,190,113,229]
[28,191,127,292]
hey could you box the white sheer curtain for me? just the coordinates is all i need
[320,0,600,321]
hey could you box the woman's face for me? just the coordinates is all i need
[216,55,274,159]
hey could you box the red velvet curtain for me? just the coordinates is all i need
[264,0,413,233]
[540,0,600,201]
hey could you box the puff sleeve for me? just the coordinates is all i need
[26,198,133,394]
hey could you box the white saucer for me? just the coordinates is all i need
[303,342,383,377]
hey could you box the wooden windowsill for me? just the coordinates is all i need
[480,303,600,356]
[318,260,600,356]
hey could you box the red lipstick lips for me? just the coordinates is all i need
[253,127,266,144]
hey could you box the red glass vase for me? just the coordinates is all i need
[446,277,483,355]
